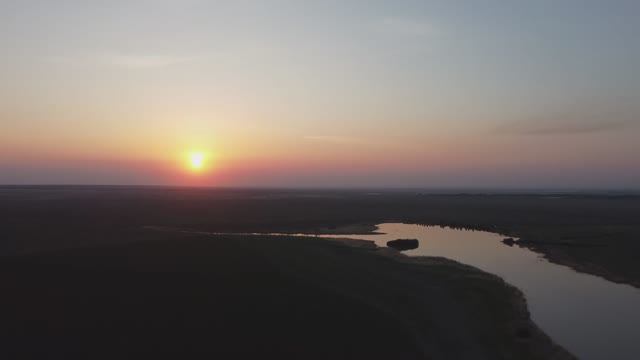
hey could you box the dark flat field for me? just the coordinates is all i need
[2,186,639,287]
[0,232,571,359]
[0,186,636,358]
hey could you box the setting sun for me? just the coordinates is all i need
[188,152,206,171]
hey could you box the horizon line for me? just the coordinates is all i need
[1,184,639,194]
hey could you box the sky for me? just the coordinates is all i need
[1,0,639,188]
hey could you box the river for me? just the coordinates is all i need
[323,223,640,360]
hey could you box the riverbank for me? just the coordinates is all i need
[0,231,573,359]
[305,220,640,289]
[414,221,640,290]
[3,187,638,290]
[322,223,640,359]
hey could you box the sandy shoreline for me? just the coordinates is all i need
[2,223,577,358]
[146,225,575,359]
[325,235,575,360]
[330,220,640,290]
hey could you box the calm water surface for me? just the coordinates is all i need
[325,223,640,360]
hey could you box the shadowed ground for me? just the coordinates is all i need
[2,186,639,287]
[0,232,570,359]
[1,186,635,358]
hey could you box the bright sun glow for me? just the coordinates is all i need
[188,152,205,171]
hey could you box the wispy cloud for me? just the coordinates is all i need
[498,118,634,135]
[303,136,368,145]
[497,104,639,136]
[104,54,197,68]
[380,17,436,37]
[48,52,199,69]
